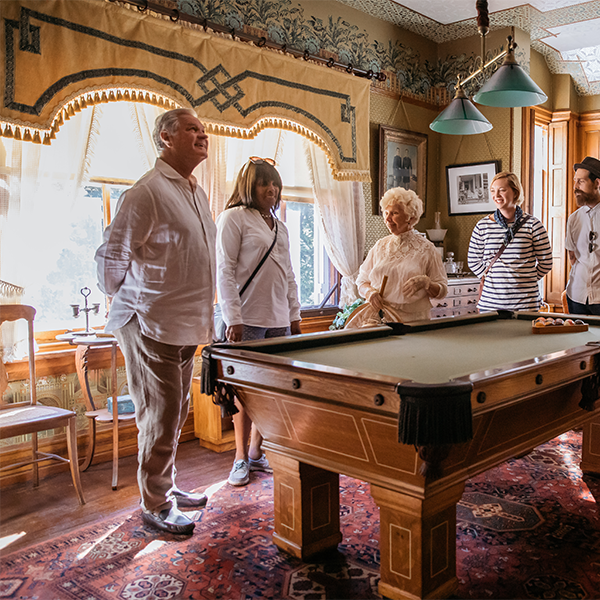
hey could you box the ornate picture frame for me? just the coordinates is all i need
[377,126,427,214]
[446,160,501,216]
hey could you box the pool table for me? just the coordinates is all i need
[203,311,600,600]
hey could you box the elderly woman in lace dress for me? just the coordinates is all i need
[352,187,448,325]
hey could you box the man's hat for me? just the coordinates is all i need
[574,156,600,179]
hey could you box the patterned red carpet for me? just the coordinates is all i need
[1,431,599,600]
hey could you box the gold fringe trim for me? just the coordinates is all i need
[0,86,180,146]
[0,86,370,181]
[204,117,370,182]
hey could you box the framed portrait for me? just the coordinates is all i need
[446,160,501,216]
[377,126,427,214]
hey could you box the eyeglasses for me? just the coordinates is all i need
[590,230,597,253]
[249,156,276,166]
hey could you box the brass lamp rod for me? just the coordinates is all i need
[457,0,512,89]
[459,46,509,88]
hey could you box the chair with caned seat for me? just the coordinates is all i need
[0,305,85,504]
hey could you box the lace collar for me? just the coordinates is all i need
[390,228,417,243]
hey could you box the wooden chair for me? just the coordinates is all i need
[73,338,135,490]
[0,305,85,504]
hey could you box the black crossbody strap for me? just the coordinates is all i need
[239,220,278,297]
[483,214,531,277]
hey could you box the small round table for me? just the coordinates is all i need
[57,332,133,490]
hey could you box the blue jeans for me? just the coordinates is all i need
[566,296,600,316]
[241,324,291,341]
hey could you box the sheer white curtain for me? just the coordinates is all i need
[130,103,160,172]
[0,107,97,360]
[0,101,163,361]
[196,128,286,219]
[195,134,229,218]
[303,140,365,306]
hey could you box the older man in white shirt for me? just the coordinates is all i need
[566,156,600,315]
[95,108,216,535]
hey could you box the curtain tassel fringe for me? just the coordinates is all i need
[397,381,474,446]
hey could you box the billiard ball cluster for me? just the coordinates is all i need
[533,317,585,328]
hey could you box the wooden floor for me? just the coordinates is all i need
[0,440,235,557]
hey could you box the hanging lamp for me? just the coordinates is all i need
[429,81,493,135]
[429,0,547,135]
[473,36,547,107]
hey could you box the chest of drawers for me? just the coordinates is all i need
[431,276,480,319]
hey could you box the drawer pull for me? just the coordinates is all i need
[580,361,587,370]
[226,365,235,375]
[477,391,486,404]
[292,378,301,389]
[535,374,543,385]
[374,394,385,406]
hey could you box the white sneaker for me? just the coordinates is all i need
[228,459,250,486]
[249,453,273,473]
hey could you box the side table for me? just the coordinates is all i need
[57,332,134,490]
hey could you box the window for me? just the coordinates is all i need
[223,132,339,309]
[1,101,339,337]
[532,122,548,223]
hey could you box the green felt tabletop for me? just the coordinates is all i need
[276,319,600,384]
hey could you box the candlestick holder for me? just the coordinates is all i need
[70,287,100,335]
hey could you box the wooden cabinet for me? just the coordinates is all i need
[192,377,235,453]
[431,277,480,319]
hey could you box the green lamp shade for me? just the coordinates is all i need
[473,58,547,107]
[429,93,493,135]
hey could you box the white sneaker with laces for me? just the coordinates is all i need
[228,459,250,486]
[249,453,273,473]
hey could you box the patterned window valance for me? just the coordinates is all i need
[0,0,371,181]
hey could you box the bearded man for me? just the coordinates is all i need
[565,156,600,314]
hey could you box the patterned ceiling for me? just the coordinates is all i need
[335,0,600,95]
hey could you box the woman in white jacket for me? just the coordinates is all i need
[216,157,301,487]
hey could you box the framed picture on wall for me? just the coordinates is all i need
[377,126,427,214]
[446,160,501,216]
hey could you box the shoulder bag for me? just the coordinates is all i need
[477,214,531,301]
[214,221,278,341]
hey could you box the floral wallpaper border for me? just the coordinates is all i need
[176,0,496,104]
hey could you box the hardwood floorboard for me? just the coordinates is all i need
[0,441,235,557]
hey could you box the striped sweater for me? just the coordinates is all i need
[467,214,553,311]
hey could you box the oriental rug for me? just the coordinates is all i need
[1,431,599,600]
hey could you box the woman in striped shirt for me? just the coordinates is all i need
[468,171,552,311]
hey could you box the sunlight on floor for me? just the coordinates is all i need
[76,523,123,561]
[0,531,26,551]
[579,485,596,502]
[134,540,167,559]
[204,479,228,500]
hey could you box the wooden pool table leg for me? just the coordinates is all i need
[370,481,465,600]
[581,413,600,475]
[268,451,342,560]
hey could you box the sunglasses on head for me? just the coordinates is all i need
[590,230,597,253]
[249,156,276,166]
